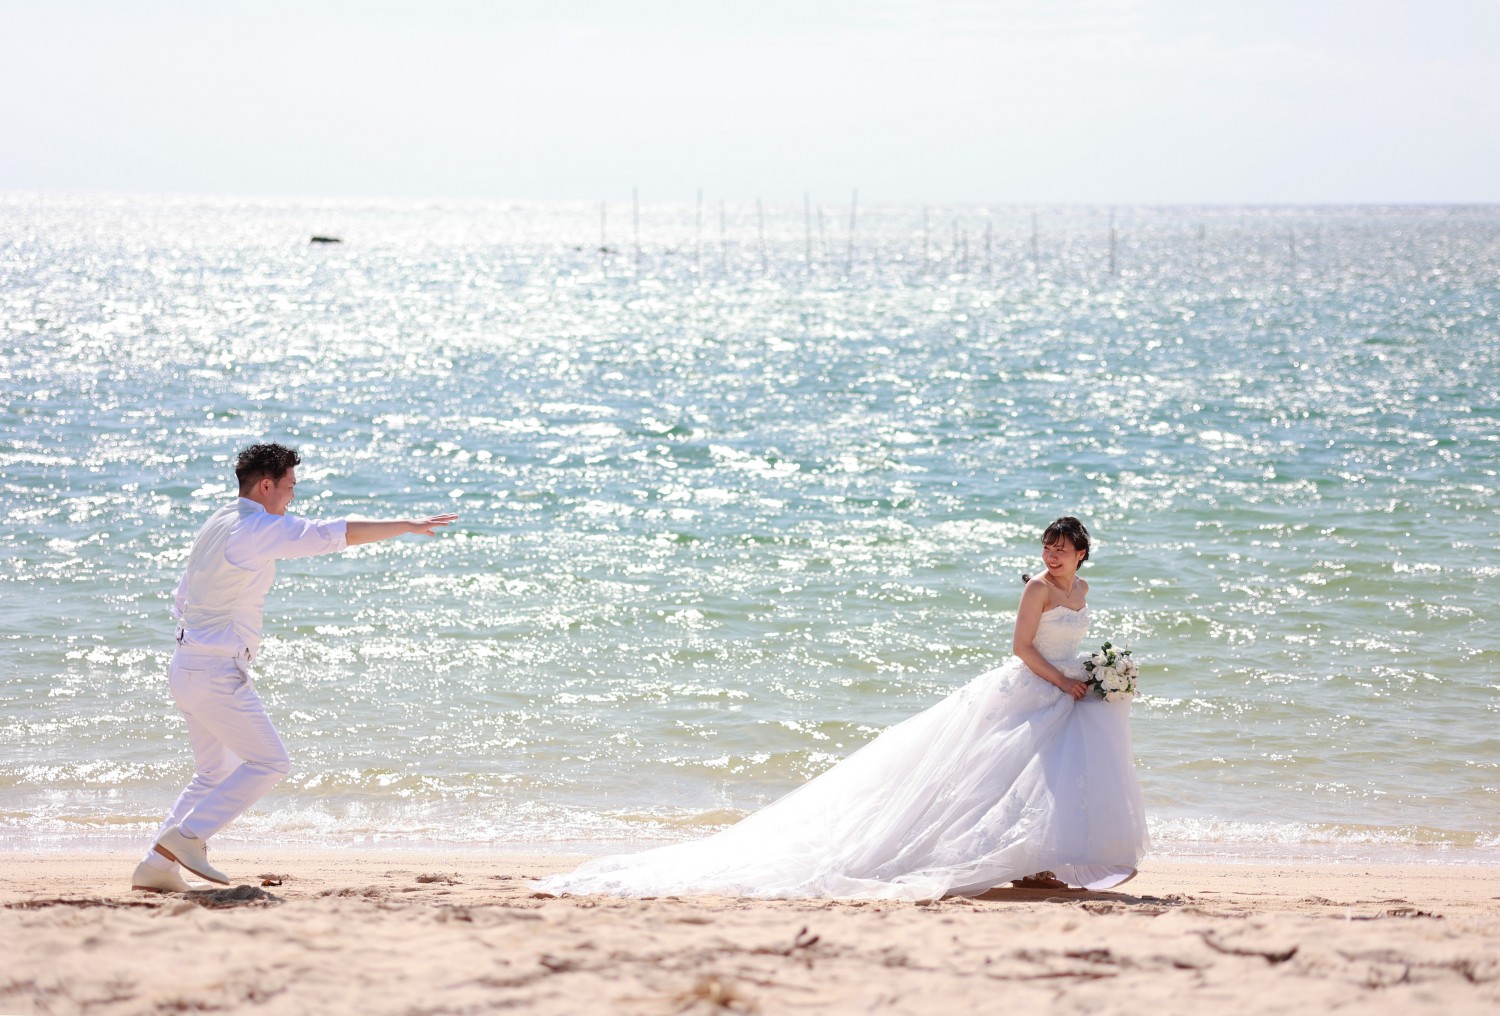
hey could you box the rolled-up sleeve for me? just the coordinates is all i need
[227,513,349,567]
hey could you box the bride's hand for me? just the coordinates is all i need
[1055,676,1088,700]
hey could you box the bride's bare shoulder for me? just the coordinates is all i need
[1023,575,1053,599]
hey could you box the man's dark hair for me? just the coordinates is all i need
[1042,516,1091,562]
[235,443,301,490]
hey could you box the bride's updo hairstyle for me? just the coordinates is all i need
[1042,516,1091,562]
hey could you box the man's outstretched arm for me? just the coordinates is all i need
[346,514,459,546]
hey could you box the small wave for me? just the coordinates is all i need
[8,796,1497,865]
[1147,816,1500,863]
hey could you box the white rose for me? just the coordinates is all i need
[1091,653,1108,668]
[1102,671,1126,692]
[1105,690,1131,703]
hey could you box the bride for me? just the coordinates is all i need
[536,517,1148,901]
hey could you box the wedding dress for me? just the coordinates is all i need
[536,606,1147,901]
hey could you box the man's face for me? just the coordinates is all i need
[265,468,297,515]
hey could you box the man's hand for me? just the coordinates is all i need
[347,515,460,546]
[407,514,459,537]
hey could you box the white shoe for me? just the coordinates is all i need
[153,826,230,885]
[130,861,201,893]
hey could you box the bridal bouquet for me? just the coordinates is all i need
[1082,641,1138,702]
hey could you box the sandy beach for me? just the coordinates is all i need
[1,851,1495,1014]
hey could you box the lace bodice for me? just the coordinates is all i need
[1033,605,1089,666]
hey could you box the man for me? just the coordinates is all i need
[131,442,457,891]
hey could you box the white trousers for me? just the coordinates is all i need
[141,649,290,870]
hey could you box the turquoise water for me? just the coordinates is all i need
[2,194,1497,861]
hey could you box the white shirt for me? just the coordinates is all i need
[172,498,348,661]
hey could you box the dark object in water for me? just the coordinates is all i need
[1021,573,1031,584]
[310,235,342,244]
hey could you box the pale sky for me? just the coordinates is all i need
[2,0,1497,204]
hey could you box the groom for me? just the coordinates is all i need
[131,442,457,892]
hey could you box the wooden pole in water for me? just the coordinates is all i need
[1031,209,1040,276]
[756,197,767,271]
[1109,207,1117,276]
[846,188,858,276]
[600,200,607,251]
[804,192,813,272]
[922,206,930,274]
[818,205,827,259]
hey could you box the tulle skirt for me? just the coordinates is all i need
[535,655,1148,901]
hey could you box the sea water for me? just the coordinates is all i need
[2,193,1496,862]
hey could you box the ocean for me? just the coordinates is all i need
[2,193,1497,862]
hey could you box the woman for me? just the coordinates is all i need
[536,517,1147,901]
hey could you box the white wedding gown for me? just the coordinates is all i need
[536,606,1148,901]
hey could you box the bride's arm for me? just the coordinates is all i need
[1012,579,1088,700]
